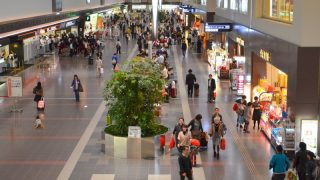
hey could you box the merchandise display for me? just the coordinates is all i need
[252,67,293,154]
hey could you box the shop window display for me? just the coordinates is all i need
[252,56,294,156]
[262,0,293,23]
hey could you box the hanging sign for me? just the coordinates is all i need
[205,23,232,32]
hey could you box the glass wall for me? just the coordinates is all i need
[262,0,293,23]
[218,0,248,14]
[217,0,229,9]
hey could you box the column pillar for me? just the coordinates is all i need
[207,0,216,22]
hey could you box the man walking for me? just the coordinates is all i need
[207,74,216,103]
[178,146,193,180]
[116,39,121,54]
[185,69,196,97]
[181,40,187,57]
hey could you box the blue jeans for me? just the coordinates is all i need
[74,90,80,102]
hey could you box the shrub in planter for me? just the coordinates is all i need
[104,57,168,137]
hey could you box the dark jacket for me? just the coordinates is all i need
[188,119,203,132]
[178,154,192,173]
[173,124,183,140]
[293,150,308,173]
[208,78,216,91]
[211,113,223,123]
[181,42,187,51]
[306,160,316,180]
[185,73,196,86]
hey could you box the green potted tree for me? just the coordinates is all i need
[103,56,168,158]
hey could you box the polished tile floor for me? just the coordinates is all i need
[0,36,274,180]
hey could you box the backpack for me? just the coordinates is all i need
[112,59,116,65]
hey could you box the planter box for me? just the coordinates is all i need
[105,133,163,159]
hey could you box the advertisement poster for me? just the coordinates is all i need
[301,120,318,154]
[7,76,23,97]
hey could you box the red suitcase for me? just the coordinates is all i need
[170,88,176,98]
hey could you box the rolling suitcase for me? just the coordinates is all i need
[194,83,199,97]
[170,88,176,98]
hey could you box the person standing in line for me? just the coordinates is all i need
[209,111,224,159]
[177,125,191,152]
[33,82,44,108]
[293,142,308,180]
[178,146,193,180]
[185,69,196,98]
[252,96,262,130]
[243,102,252,133]
[111,53,118,70]
[207,74,216,103]
[116,39,121,54]
[269,145,290,180]
[181,40,187,57]
[173,118,185,150]
[188,114,203,140]
[96,56,103,78]
[70,74,82,102]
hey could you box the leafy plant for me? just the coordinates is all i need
[104,56,167,137]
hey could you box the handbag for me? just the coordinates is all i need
[37,97,45,110]
[220,138,226,150]
[100,68,104,74]
[78,83,84,92]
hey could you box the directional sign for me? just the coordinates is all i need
[205,23,233,32]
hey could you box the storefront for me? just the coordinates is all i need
[251,51,294,155]
[215,15,320,156]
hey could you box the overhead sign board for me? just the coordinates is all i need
[205,23,233,32]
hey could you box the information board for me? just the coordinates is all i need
[7,76,23,97]
[128,126,141,138]
[205,23,232,32]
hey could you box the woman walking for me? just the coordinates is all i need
[96,56,103,78]
[177,124,191,152]
[173,117,185,150]
[33,82,43,109]
[70,74,82,102]
[209,115,224,159]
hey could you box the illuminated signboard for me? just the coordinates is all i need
[205,23,232,32]
[301,120,318,154]
[260,49,272,62]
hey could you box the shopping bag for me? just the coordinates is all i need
[100,68,104,74]
[220,138,226,150]
[169,137,175,149]
[287,169,298,180]
[190,139,200,147]
[37,97,45,110]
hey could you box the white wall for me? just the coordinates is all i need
[0,0,124,23]
[215,0,320,47]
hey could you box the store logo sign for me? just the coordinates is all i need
[260,49,271,62]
